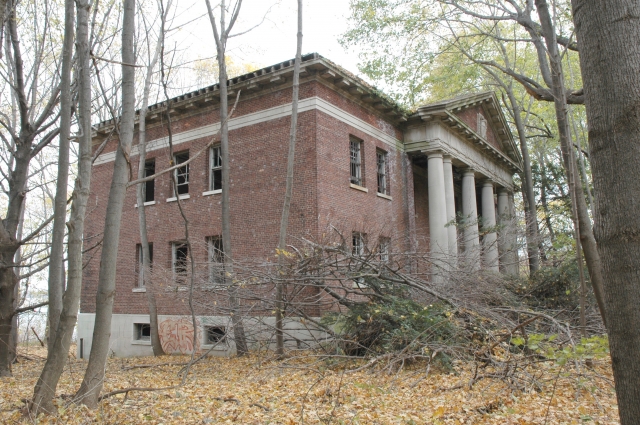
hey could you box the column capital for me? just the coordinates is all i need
[442,155,453,164]
[426,150,445,159]
[497,187,510,195]
[462,168,476,177]
[482,179,494,187]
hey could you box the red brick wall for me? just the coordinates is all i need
[82,78,418,317]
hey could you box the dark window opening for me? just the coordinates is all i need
[134,323,151,341]
[173,151,189,195]
[205,326,226,345]
[144,159,155,202]
[173,242,189,283]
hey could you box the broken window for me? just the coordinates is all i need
[173,151,189,196]
[376,150,388,195]
[204,326,226,345]
[209,145,222,192]
[350,137,363,186]
[134,323,150,341]
[352,232,366,256]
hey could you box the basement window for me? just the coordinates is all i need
[173,151,190,195]
[134,323,151,341]
[204,326,226,345]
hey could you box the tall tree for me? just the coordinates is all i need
[275,0,303,356]
[75,0,137,407]
[31,0,93,413]
[571,0,640,422]
[204,0,248,356]
[0,0,61,376]
[46,0,75,349]
[136,0,167,357]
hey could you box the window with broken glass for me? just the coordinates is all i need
[209,145,222,192]
[350,137,363,186]
[376,150,388,195]
[173,151,189,195]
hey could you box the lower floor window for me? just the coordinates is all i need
[134,323,151,341]
[205,326,226,345]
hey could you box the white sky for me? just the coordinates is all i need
[168,0,366,81]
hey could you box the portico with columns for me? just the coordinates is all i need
[403,92,522,278]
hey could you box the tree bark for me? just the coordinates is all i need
[137,8,164,356]
[571,0,640,422]
[205,0,249,356]
[534,0,606,325]
[275,0,303,357]
[46,0,74,350]
[75,0,136,407]
[31,0,92,412]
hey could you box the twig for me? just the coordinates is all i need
[31,327,45,347]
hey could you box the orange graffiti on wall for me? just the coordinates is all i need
[158,317,201,354]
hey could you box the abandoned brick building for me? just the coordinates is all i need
[77,53,522,357]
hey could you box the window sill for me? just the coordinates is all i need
[131,340,151,346]
[167,194,190,202]
[377,192,392,200]
[132,287,146,293]
[350,183,368,193]
[203,189,222,196]
[134,201,156,208]
[201,343,228,351]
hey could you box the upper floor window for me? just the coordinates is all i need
[173,151,189,195]
[376,150,388,195]
[350,137,363,186]
[209,145,222,192]
[143,159,155,202]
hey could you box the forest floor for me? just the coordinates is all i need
[0,345,619,424]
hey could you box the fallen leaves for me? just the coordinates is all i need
[0,345,620,424]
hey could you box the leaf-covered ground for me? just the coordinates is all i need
[1,346,619,424]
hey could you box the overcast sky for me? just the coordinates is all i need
[168,0,367,81]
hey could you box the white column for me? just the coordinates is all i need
[481,180,499,272]
[461,168,480,270]
[443,156,458,258]
[427,151,449,276]
[498,189,519,275]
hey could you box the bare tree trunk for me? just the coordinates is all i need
[137,5,165,356]
[46,0,74,350]
[537,151,555,243]
[76,0,136,407]
[205,0,248,356]
[534,0,606,325]
[571,0,640,422]
[31,0,92,412]
[275,0,303,357]
[504,85,540,273]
